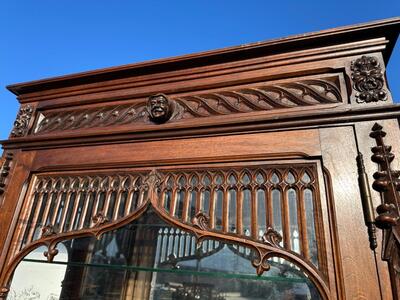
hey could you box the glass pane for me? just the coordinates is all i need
[286,171,296,184]
[305,188,318,266]
[8,244,68,300]
[288,188,300,254]
[272,189,283,242]
[175,190,185,219]
[189,190,197,220]
[201,190,210,214]
[214,190,223,230]
[257,189,266,238]
[228,189,237,233]
[242,189,251,236]
[10,211,322,300]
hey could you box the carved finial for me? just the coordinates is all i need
[10,105,33,137]
[192,212,210,231]
[351,56,387,103]
[41,225,57,238]
[262,227,283,248]
[142,169,162,192]
[92,212,109,227]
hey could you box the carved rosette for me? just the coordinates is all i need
[351,56,387,103]
[10,105,33,137]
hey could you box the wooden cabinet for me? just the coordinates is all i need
[1,18,400,299]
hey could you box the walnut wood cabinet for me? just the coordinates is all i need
[1,18,400,300]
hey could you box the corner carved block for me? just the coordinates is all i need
[34,75,342,135]
[10,105,33,137]
[0,152,13,197]
[351,56,387,103]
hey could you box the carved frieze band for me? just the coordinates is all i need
[10,105,33,138]
[351,56,387,103]
[34,76,342,134]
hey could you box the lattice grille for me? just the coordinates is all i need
[18,173,148,249]
[159,165,320,266]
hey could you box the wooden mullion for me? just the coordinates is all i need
[298,187,309,259]
[282,186,291,250]
[182,187,190,222]
[209,187,216,229]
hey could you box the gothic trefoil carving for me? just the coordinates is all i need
[10,105,33,137]
[351,56,387,103]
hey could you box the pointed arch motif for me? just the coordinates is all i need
[0,164,329,299]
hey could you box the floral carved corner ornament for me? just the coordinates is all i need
[10,105,33,137]
[350,55,388,103]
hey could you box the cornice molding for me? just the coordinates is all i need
[7,18,400,100]
[3,103,400,150]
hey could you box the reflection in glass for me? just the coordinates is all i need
[10,211,321,300]
[257,189,266,238]
[272,189,283,244]
[305,189,318,266]
[228,189,237,233]
[214,189,223,230]
[288,188,300,254]
[242,189,251,236]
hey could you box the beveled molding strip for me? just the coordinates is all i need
[33,74,342,135]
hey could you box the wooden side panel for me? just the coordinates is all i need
[320,126,383,299]
[32,130,321,170]
[0,152,35,273]
[355,119,400,300]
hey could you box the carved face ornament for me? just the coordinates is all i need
[147,94,172,123]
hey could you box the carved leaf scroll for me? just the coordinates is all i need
[10,105,33,137]
[34,76,342,135]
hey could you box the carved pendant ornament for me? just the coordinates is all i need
[10,105,33,137]
[351,55,387,103]
[0,165,329,299]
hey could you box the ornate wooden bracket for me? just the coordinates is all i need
[370,122,400,299]
[351,56,387,103]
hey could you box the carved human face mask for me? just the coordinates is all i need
[147,94,171,123]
